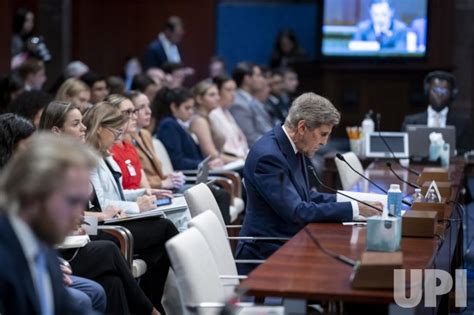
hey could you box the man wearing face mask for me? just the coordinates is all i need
[402,71,472,155]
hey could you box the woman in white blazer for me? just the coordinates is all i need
[80,101,178,314]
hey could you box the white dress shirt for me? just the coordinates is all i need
[9,214,54,313]
[427,105,449,128]
[281,125,359,218]
[159,32,181,63]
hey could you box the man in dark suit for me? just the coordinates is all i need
[236,93,381,275]
[402,71,472,154]
[353,0,407,50]
[143,16,184,70]
[0,134,98,315]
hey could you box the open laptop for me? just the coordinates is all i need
[195,155,212,184]
[406,125,456,158]
[365,132,409,158]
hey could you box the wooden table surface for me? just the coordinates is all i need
[238,159,466,306]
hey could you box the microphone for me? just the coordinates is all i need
[376,113,420,176]
[308,165,388,216]
[386,162,420,189]
[335,153,412,207]
[277,170,356,267]
[336,153,387,194]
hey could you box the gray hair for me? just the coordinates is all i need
[0,132,98,214]
[284,92,340,130]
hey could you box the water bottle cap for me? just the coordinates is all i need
[390,184,400,190]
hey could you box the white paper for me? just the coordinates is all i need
[216,159,245,171]
[425,180,442,202]
[336,190,387,208]
[57,235,90,249]
[82,216,98,236]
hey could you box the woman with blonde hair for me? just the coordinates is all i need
[56,78,91,113]
[190,80,241,165]
[83,101,177,314]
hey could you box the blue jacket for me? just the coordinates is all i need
[236,125,353,265]
[0,215,82,315]
[156,116,204,170]
[143,38,168,70]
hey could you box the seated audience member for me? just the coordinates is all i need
[0,113,36,168]
[154,87,224,170]
[146,67,166,88]
[64,61,90,79]
[106,94,151,189]
[143,16,184,70]
[280,66,299,108]
[208,56,227,80]
[17,57,47,91]
[0,133,98,315]
[401,71,472,154]
[270,29,307,68]
[353,0,407,50]
[83,102,178,314]
[0,72,24,113]
[6,90,53,127]
[153,87,231,223]
[84,101,171,213]
[56,78,91,113]
[190,81,241,164]
[80,71,109,104]
[229,62,273,146]
[128,91,186,190]
[161,62,189,88]
[266,69,289,123]
[106,76,126,95]
[131,74,160,106]
[236,93,381,275]
[210,75,249,159]
[38,100,163,315]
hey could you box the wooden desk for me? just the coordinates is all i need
[238,160,466,315]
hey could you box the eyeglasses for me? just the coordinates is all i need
[122,108,140,116]
[106,127,124,140]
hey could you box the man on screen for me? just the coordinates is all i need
[235,93,381,275]
[353,0,407,50]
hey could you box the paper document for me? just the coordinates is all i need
[336,190,388,208]
[104,196,188,224]
[216,159,245,171]
[57,235,90,249]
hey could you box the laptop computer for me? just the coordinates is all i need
[195,155,212,184]
[365,132,409,158]
[406,125,456,158]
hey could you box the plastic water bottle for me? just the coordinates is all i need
[413,188,424,202]
[361,110,375,136]
[426,188,440,203]
[387,184,403,216]
[361,110,375,157]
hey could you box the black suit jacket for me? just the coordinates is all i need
[143,38,177,70]
[401,109,472,155]
[0,215,83,315]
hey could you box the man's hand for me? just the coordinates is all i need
[358,201,384,217]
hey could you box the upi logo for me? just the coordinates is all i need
[393,269,467,308]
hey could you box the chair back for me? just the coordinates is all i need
[165,227,227,314]
[189,211,238,295]
[152,138,174,174]
[334,151,364,190]
[184,183,227,233]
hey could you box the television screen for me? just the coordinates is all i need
[321,0,428,58]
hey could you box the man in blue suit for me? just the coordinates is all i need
[236,92,381,275]
[0,134,98,314]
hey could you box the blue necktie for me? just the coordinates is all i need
[35,249,53,315]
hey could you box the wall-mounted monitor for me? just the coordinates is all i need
[321,0,428,58]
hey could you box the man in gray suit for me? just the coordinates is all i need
[230,62,274,147]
